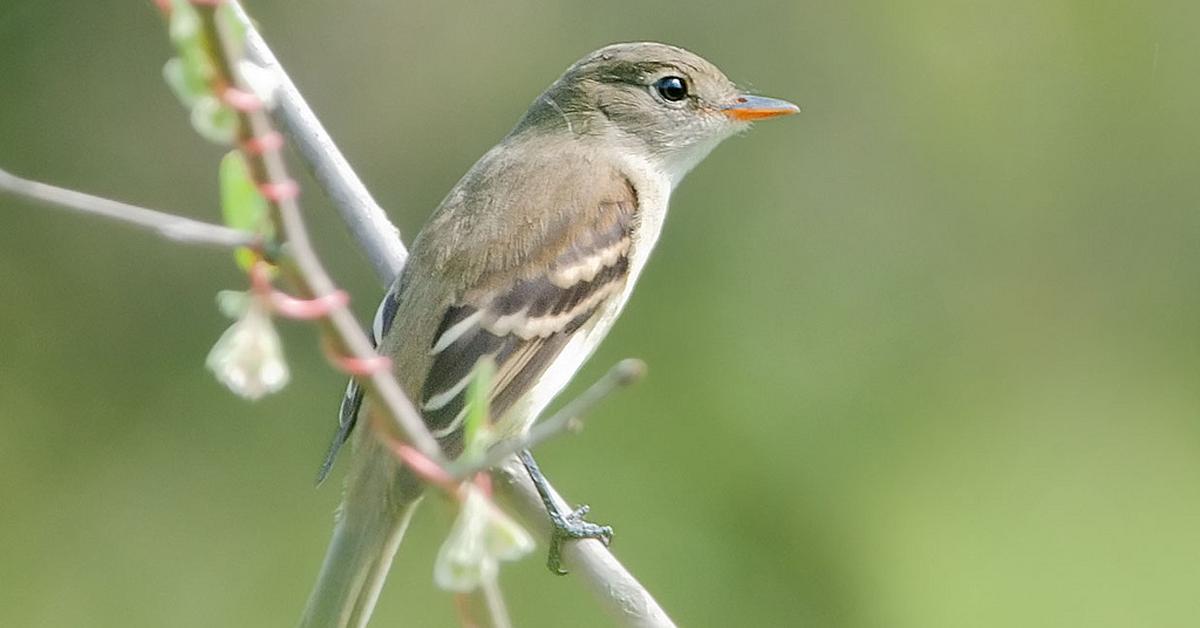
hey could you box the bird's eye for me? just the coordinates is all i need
[654,76,688,102]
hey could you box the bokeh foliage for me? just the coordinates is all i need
[1,1,1198,626]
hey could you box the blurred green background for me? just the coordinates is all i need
[2,1,1198,626]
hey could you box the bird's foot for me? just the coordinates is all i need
[546,503,613,575]
[518,449,614,574]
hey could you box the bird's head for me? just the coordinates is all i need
[515,42,798,184]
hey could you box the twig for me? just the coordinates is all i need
[451,359,647,480]
[478,577,513,628]
[223,2,677,626]
[185,2,445,465]
[229,0,405,285]
[0,166,254,249]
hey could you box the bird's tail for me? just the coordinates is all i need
[299,440,424,628]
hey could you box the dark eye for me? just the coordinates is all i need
[654,76,688,102]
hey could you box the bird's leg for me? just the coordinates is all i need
[518,449,613,574]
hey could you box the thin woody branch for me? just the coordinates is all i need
[0,166,254,249]
[182,1,445,465]
[228,0,405,285]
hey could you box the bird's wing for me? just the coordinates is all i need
[315,283,401,484]
[418,199,635,443]
[317,157,638,482]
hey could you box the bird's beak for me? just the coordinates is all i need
[721,95,800,121]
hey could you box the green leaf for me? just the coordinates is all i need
[219,151,264,231]
[463,358,496,452]
[163,58,202,108]
[219,151,271,269]
[168,0,201,46]
[190,96,237,145]
[178,43,214,94]
[168,0,214,89]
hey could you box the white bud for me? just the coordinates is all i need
[434,485,535,592]
[206,296,289,400]
[237,60,281,108]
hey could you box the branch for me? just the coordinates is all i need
[0,166,254,249]
[224,3,677,626]
[187,2,445,466]
[229,1,405,285]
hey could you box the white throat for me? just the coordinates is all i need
[653,132,731,188]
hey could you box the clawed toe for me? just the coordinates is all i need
[546,503,613,574]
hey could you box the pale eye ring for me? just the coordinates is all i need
[653,76,688,102]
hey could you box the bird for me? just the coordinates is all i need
[301,41,798,627]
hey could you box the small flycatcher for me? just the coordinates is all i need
[303,42,798,627]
